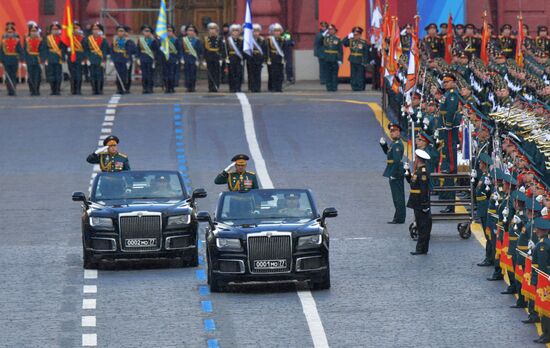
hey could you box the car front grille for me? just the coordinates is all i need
[247,232,292,274]
[119,213,162,252]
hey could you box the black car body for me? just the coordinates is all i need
[72,170,206,269]
[199,189,337,292]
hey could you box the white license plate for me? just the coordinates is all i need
[254,260,287,269]
[125,238,157,247]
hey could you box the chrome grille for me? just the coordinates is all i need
[247,232,292,274]
[119,212,162,252]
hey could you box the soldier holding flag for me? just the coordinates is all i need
[160,25,182,93]
[68,21,86,95]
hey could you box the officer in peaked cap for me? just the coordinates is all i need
[380,123,406,224]
[86,135,130,172]
[407,149,432,255]
[215,154,259,191]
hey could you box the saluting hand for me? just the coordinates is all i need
[224,162,236,173]
[94,146,109,154]
[379,137,386,145]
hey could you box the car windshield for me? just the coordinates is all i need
[93,172,186,201]
[218,190,315,223]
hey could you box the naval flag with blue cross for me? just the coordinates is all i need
[156,0,169,59]
[243,0,254,56]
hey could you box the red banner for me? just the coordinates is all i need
[499,229,514,273]
[536,270,550,318]
[0,0,39,37]
[522,256,537,300]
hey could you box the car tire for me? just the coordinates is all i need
[208,267,225,292]
[83,249,98,269]
[311,263,331,290]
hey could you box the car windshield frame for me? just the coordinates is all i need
[90,170,189,202]
[215,189,319,224]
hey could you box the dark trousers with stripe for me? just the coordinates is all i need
[141,62,154,93]
[114,62,129,94]
[68,61,82,95]
[89,64,104,94]
[267,62,284,92]
[350,63,365,91]
[414,209,432,252]
[322,60,339,92]
[3,63,17,95]
[184,62,198,91]
[162,61,177,92]
[27,64,41,95]
[390,178,406,223]
[228,59,243,93]
[206,60,220,92]
[247,61,262,92]
[45,63,62,95]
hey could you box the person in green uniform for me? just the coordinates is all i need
[0,21,23,96]
[531,217,550,344]
[342,26,369,91]
[380,123,406,224]
[40,22,66,96]
[407,149,432,255]
[86,135,130,172]
[320,24,342,92]
[214,154,259,192]
[314,21,328,85]
[84,22,110,95]
[476,153,495,266]
[69,21,86,95]
[23,22,42,96]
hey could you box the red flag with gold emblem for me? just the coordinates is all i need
[522,255,537,300]
[61,0,76,62]
[495,225,503,259]
[515,262,524,283]
[535,269,550,318]
[499,229,514,273]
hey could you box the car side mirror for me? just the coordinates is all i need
[197,211,214,228]
[321,207,338,224]
[192,188,207,200]
[72,191,89,207]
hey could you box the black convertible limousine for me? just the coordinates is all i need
[72,170,206,269]
[198,188,337,292]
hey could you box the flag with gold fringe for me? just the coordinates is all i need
[535,269,550,318]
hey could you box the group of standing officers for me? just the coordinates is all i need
[0,20,296,96]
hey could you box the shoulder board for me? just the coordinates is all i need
[118,153,128,158]
[246,171,256,175]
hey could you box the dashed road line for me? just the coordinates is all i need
[236,92,330,348]
[81,94,122,346]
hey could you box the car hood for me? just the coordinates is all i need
[214,220,322,238]
[88,200,192,216]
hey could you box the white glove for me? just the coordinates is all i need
[338,61,342,66]
[537,195,544,203]
[126,62,131,69]
[529,240,536,250]
[542,207,549,216]
[512,215,521,224]
[390,176,396,180]
[152,63,156,69]
[94,146,109,154]
[136,59,141,66]
[81,61,86,66]
[101,62,105,68]
[502,206,509,217]
[404,162,410,171]
[219,60,223,66]
[21,63,27,69]
[379,137,386,145]
[434,130,439,139]
[109,61,114,67]
[195,61,199,67]
[180,59,185,65]
[519,186,526,193]
[201,61,207,68]
[67,47,71,52]
[484,177,491,186]
[471,169,477,178]
[491,192,500,201]
[423,117,430,126]
[348,32,354,39]
[422,208,430,213]
[224,162,236,173]
[322,30,329,37]
[44,61,49,66]
[86,61,91,66]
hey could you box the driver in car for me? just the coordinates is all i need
[278,193,308,217]
[150,175,173,196]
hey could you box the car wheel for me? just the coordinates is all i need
[458,223,472,239]
[83,249,98,269]
[311,263,331,290]
[208,267,225,292]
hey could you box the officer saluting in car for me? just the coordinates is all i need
[215,154,258,191]
[86,135,130,172]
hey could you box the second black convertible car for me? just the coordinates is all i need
[198,189,337,292]
[72,170,207,269]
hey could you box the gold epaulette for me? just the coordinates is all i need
[246,171,256,175]
[118,153,128,158]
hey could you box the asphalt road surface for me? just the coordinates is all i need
[0,85,541,347]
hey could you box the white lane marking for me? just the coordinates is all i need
[102,122,113,127]
[100,128,111,134]
[236,93,330,348]
[82,316,96,327]
[84,270,98,279]
[83,285,97,294]
[104,115,115,122]
[105,109,116,115]
[331,237,370,241]
[82,333,97,346]
[82,299,96,309]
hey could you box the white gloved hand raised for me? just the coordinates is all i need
[484,177,491,186]
[512,215,521,224]
[537,195,544,203]
[379,137,386,145]
[529,240,536,250]
[95,146,109,154]
[491,192,500,201]
[423,117,430,126]
[542,206,549,216]
[348,32,354,39]
[404,162,410,171]
[180,59,185,65]
[224,162,236,173]
[338,61,342,66]
[502,206,509,217]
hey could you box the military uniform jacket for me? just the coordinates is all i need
[517,221,535,267]
[380,139,404,178]
[87,152,130,172]
[71,35,86,63]
[182,36,204,64]
[342,37,369,65]
[246,36,266,64]
[137,37,159,64]
[475,171,491,216]
[0,34,23,65]
[267,36,287,64]
[406,165,430,210]
[214,171,259,192]
[111,37,137,63]
[532,237,550,286]
[227,36,243,63]
[423,35,444,58]
[497,195,515,232]
[84,35,110,65]
[535,36,550,56]
[23,36,42,65]
[314,30,325,58]
[204,36,225,62]
[498,35,516,59]
[40,34,66,64]
[320,34,343,62]
[463,35,481,57]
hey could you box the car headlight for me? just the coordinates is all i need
[297,234,322,249]
[89,217,114,230]
[216,238,242,251]
[167,214,191,228]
